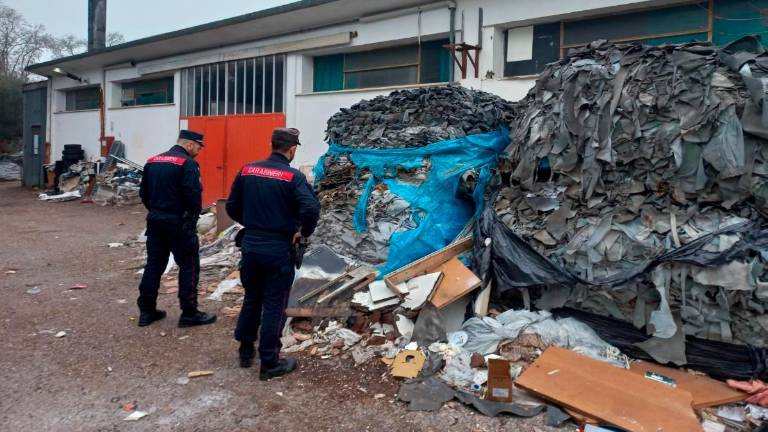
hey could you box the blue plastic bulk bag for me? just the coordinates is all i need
[314,128,510,275]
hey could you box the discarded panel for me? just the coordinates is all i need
[516,347,702,432]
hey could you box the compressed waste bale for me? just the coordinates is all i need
[314,85,514,266]
[496,38,768,346]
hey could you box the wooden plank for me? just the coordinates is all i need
[285,305,351,318]
[316,267,376,304]
[516,347,703,432]
[384,237,472,292]
[429,257,481,309]
[628,361,747,409]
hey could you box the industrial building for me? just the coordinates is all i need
[24,0,767,204]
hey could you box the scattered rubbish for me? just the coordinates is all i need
[717,405,746,423]
[187,370,214,378]
[391,350,426,379]
[122,403,135,412]
[5,270,17,275]
[107,243,124,248]
[544,405,571,427]
[397,376,455,411]
[123,410,148,421]
[178,335,190,340]
[454,390,544,418]
[516,347,702,432]
[701,419,727,432]
[38,190,81,202]
[26,287,41,295]
[176,377,190,385]
[207,278,242,301]
[728,379,768,407]
[69,284,87,290]
[0,153,22,181]
[374,393,385,399]
[486,359,513,403]
[54,331,66,338]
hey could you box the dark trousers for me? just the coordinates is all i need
[234,250,295,368]
[137,221,199,314]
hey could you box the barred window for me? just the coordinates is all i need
[180,54,285,117]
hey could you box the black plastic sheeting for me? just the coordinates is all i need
[553,307,768,381]
[473,205,768,291]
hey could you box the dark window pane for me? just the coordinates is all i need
[201,67,209,115]
[245,58,254,113]
[236,60,245,114]
[265,56,274,113]
[195,66,203,116]
[314,54,344,92]
[255,57,264,113]
[65,87,99,111]
[186,68,194,116]
[504,23,560,77]
[419,39,450,84]
[345,45,418,71]
[345,65,417,89]
[563,2,707,46]
[217,63,226,116]
[180,70,186,116]
[274,54,284,113]
[227,61,236,114]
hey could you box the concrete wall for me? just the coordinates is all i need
[51,110,101,160]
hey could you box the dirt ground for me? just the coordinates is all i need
[0,182,561,432]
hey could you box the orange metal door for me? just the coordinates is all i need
[224,113,286,188]
[187,117,226,207]
[184,113,286,207]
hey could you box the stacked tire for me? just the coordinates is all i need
[62,144,84,163]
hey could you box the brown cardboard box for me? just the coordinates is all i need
[486,358,513,402]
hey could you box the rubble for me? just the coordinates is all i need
[492,37,768,349]
[0,152,22,181]
[325,85,515,149]
[314,85,513,269]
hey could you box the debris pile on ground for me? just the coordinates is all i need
[325,85,515,149]
[0,152,22,181]
[39,161,96,202]
[493,37,768,348]
[93,166,142,206]
[314,85,513,269]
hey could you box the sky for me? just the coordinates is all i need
[4,0,295,41]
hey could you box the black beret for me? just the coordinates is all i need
[179,129,204,146]
[272,127,301,146]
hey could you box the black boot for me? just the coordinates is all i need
[178,310,217,328]
[239,342,255,368]
[260,358,298,381]
[138,309,166,327]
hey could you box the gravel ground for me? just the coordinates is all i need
[0,182,563,432]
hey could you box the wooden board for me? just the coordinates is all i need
[516,347,703,432]
[628,361,747,409]
[429,257,481,309]
[384,237,472,291]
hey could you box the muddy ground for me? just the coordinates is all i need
[0,182,561,432]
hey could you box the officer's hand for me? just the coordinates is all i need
[292,232,302,245]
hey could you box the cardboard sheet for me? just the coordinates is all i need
[628,361,747,408]
[516,347,703,432]
[429,257,481,309]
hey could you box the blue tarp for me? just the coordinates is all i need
[314,128,510,275]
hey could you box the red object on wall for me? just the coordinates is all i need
[186,113,285,206]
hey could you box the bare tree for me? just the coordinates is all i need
[107,31,125,47]
[50,34,86,58]
[0,1,54,81]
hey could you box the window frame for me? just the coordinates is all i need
[64,86,100,112]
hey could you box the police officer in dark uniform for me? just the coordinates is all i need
[226,127,320,380]
[137,130,217,328]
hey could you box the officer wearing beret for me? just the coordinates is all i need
[137,130,217,328]
[226,127,320,380]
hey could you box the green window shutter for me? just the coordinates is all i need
[314,54,344,92]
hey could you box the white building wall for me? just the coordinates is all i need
[49,72,103,161]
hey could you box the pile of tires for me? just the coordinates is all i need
[62,144,84,163]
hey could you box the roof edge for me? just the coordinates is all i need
[26,0,337,73]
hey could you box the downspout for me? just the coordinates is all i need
[449,2,456,83]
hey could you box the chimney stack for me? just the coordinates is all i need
[88,0,106,51]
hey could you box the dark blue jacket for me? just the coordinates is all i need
[139,145,202,225]
[226,153,320,253]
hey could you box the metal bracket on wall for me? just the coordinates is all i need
[443,43,481,79]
